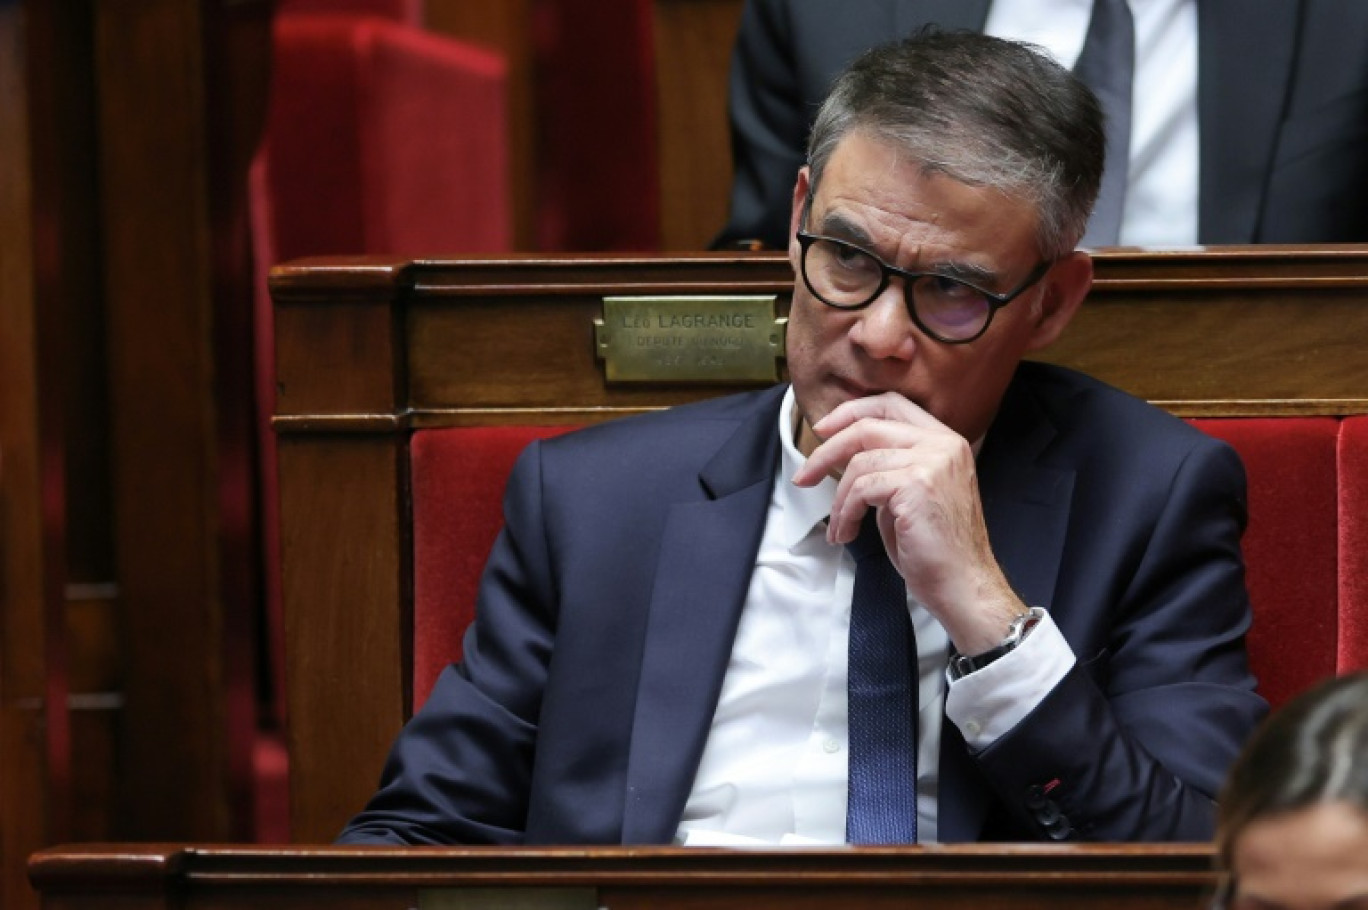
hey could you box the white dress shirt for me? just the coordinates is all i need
[675,387,1075,846]
[985,0,1200,247]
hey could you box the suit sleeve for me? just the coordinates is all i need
[967,436,1268,841]
[336,442,555,845]
[713,0,807,249]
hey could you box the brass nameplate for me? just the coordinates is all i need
[420,887,597,910]
[594,295,787,383]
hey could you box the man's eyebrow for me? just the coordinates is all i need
[815,210,1006,290]
[815,212,874,247]
[924,260,1001,290]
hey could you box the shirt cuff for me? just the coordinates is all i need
[944,609,1075,750]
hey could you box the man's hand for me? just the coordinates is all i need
[791,393,1027,655]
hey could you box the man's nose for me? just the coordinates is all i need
[849,283,917,360]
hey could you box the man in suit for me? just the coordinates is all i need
[339,31,1266,846]
[717,0,1368,249]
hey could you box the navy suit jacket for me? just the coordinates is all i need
[339,362,1267,845]
[717,0,1368,248]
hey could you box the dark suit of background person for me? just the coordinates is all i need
[338,32,1266,847]
[716,0,1368,250]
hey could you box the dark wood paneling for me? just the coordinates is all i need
[1,4,72,909]
[274,298,404,422]
[9,0,274,884]
[29,843,1225,910]
[94,0,229,842]
[65,587,121,842]
[204,0,274,844]
[278,436,408,843]
[93,0,270,841]
[274,248,1368,424]
[24,0,121,865]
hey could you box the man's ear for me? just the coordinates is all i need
[788,167,812,271]
[1026,251,1093,352]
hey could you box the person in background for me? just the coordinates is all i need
[337,30,1265,848]
[717,0,1368,250]
[1214,672,1368,910]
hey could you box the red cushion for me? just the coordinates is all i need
[411,426,576,708]
[1338,416,1368,674]
[261,14,509,259]
[410,418,1350,713]
[1191,418,1340,708]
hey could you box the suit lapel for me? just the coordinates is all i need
[896,0,991,34]
[976,385,1075,610]
[1196,0,1301,242]
[939,372,1076,841]
[620,389,784,843]
[615,375,1078,843]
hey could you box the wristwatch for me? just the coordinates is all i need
[948,606,1045,680]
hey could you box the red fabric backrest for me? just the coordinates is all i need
[260,14,509,260]
[409,418,1356,713]
[1337,416,1368,674]
[1190,418,1340,708]
[533,0,658,249]
[411,426,577,708]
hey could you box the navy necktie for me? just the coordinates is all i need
[1074,0,1135,247]
[845,512,919,844]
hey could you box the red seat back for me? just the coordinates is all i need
[410,426,575,707]
[1337,416,1368,674]
[409,417,1368,713]
[1191,418,1340,708]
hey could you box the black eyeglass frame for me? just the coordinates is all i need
[795,229,1055,345]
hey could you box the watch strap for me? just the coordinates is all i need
[948,606,1045,680]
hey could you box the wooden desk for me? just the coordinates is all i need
[270,247,1368,843]
[30,843,1220,909]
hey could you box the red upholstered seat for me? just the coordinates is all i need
[411,426,575,708]
[1191,418,1340,709]
[1337,416,1368,674]
[408,417,1367,715]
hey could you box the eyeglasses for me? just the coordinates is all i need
[796,230,1053,344]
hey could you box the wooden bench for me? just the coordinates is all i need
[28,841,1224,910]
[270,247,1368,843]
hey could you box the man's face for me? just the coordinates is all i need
[785,130,1078,446]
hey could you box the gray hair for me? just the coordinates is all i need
[806,29,1105,259]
